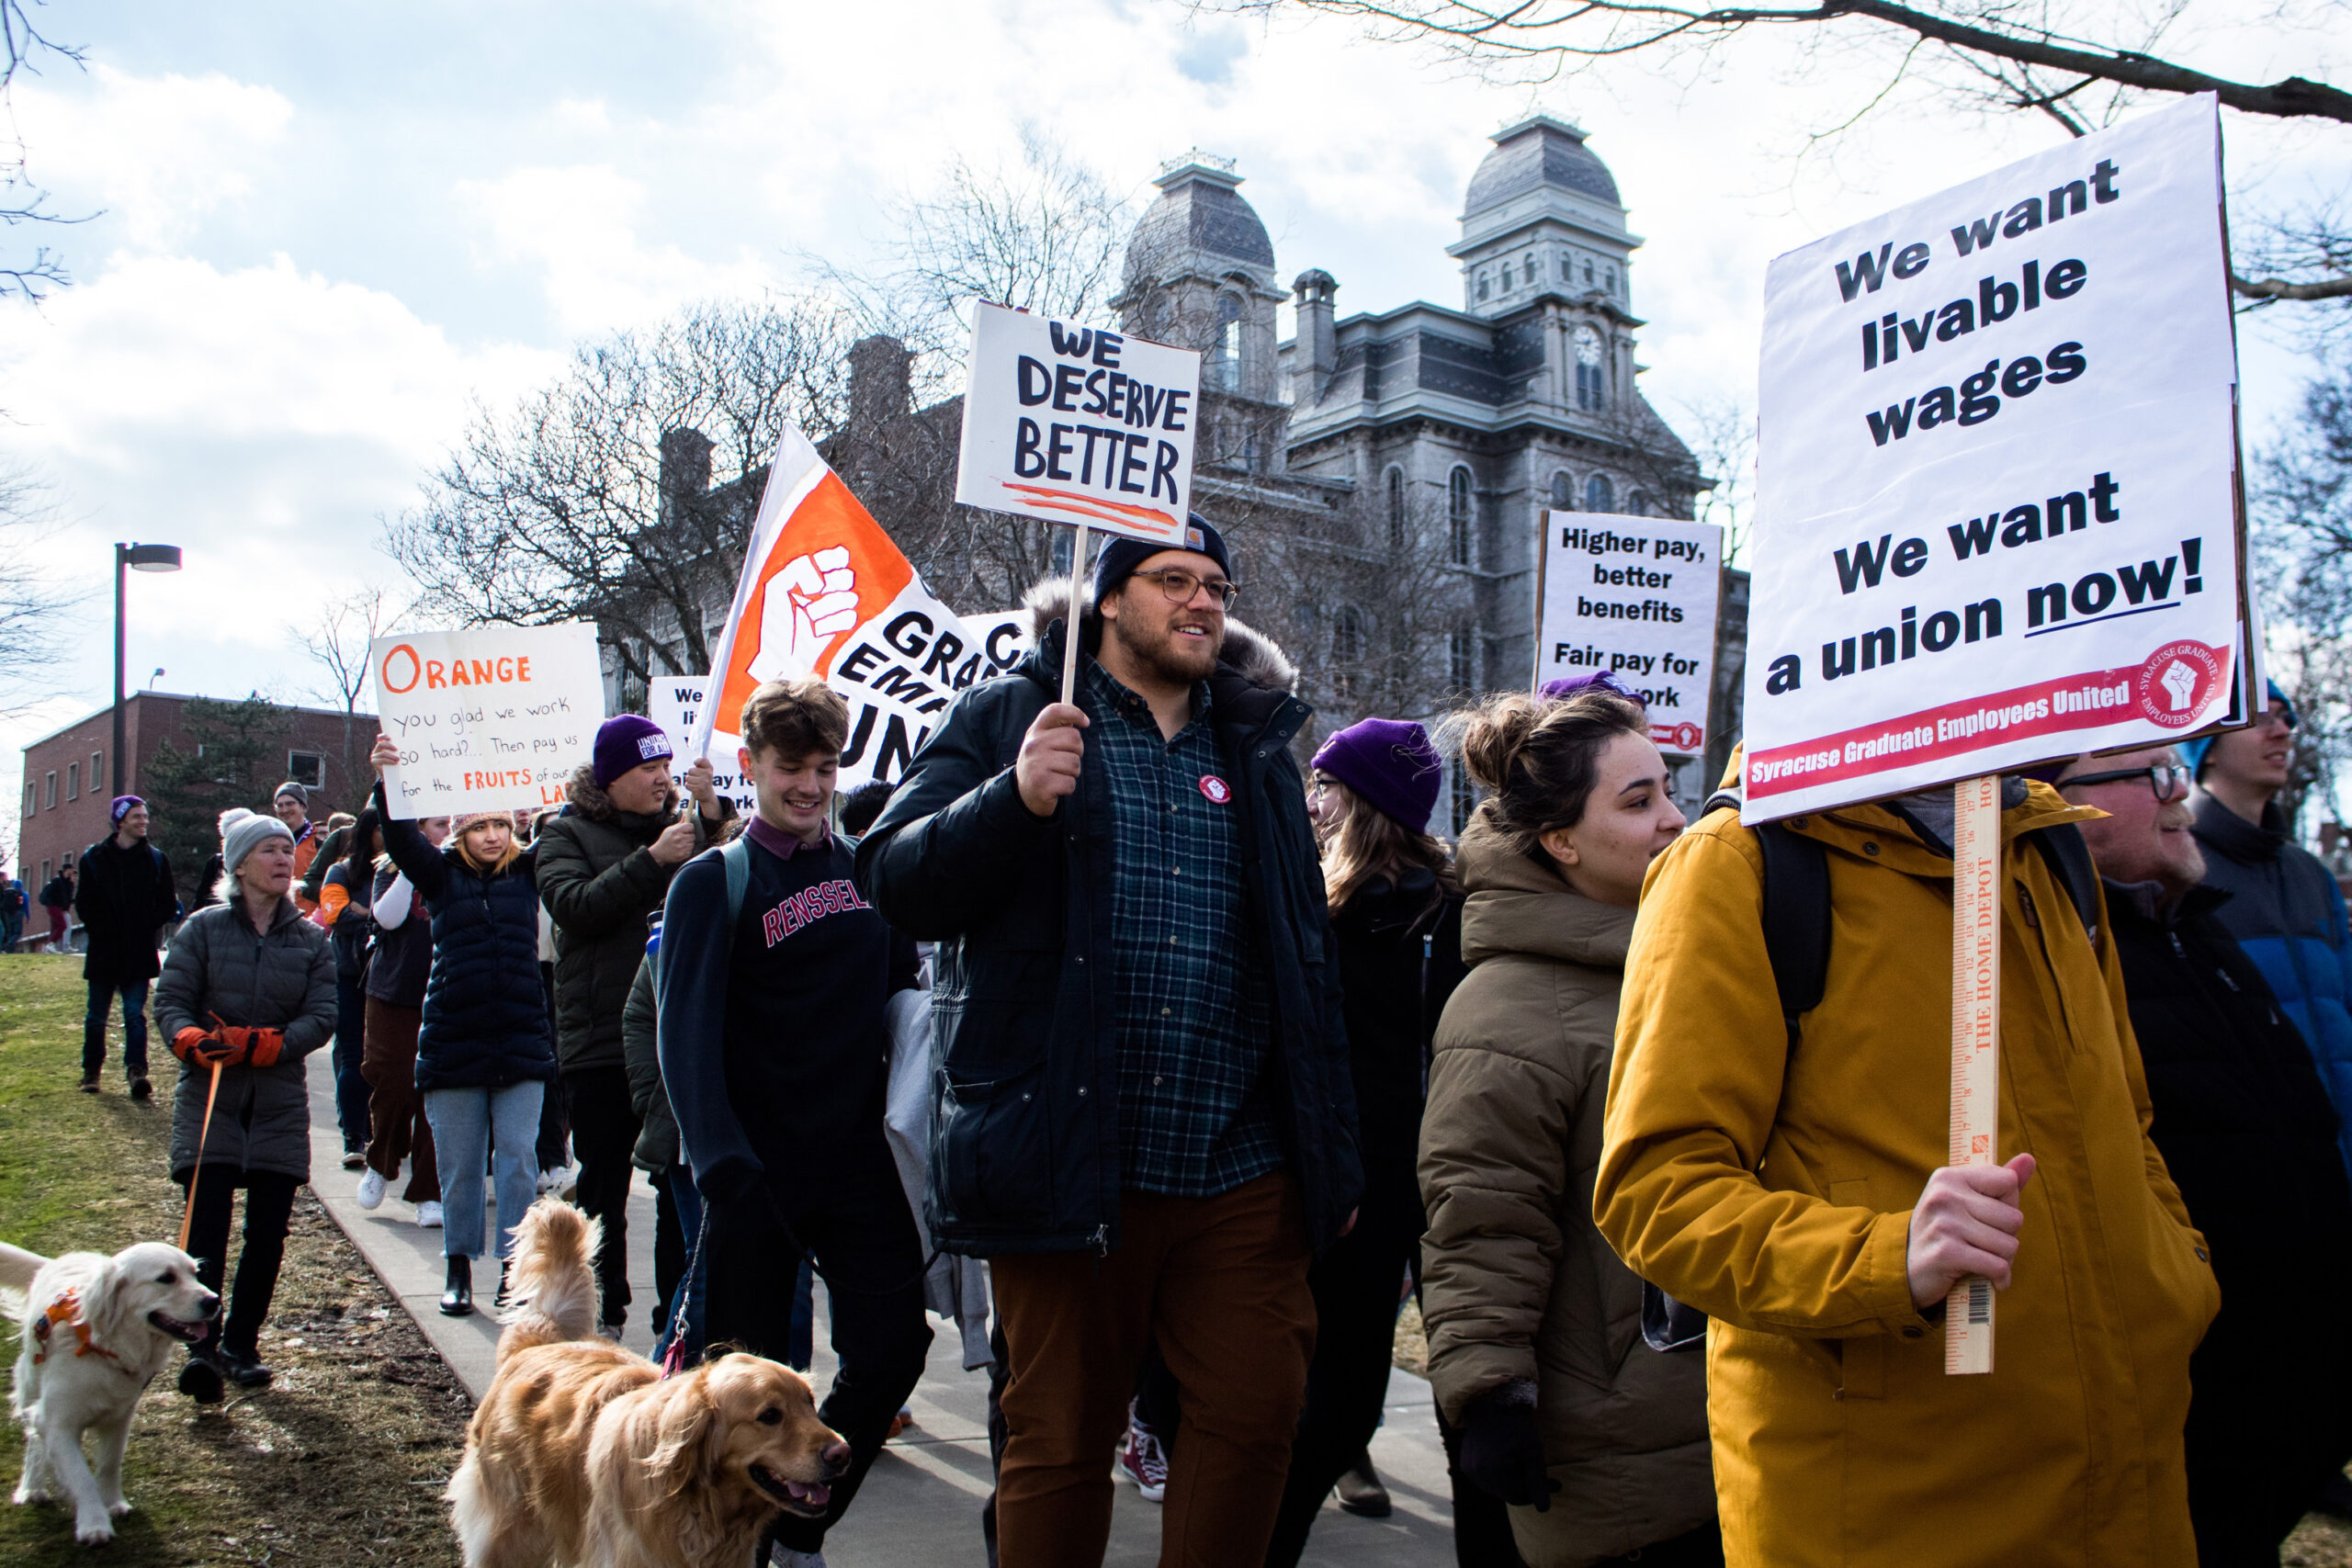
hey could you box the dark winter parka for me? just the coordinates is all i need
[854,585,1363,1258]
[2108,876,2352,1559]
[155,897,336,1180]
[621,955,676,1173]
[1333,866,1465,1208]
[377,787,556,1094]
[537,765,724,1071]
[75,834,178,987]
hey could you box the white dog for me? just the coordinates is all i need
[3,1237,218,1546]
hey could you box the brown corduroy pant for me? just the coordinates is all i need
[990,1171,1317,1568]
[360,997,438,1203]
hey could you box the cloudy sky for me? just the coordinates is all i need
[0,0,2342,853]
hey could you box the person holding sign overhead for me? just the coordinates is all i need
[1592,763,2217,1568]
[855,515,1360,1567]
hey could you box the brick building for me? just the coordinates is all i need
[16,693,379,916]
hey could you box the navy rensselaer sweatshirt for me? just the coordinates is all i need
[656,817,919,1203]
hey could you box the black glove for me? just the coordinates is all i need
[1457,1380,1558,1511]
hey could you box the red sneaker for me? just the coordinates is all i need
[1115,1399,1168,1504]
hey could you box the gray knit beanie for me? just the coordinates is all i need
[223,813,294,875]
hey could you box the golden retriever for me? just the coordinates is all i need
[4,1237,219,1546]
[447,1198,846,1568]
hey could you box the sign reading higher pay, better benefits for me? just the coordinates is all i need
[371,621,605,819]
[1536,513,1722,756]
[1742,94,2245,821]
[956,301,1202,544]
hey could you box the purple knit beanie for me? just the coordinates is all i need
[593,714,673,787]
[1540,671,1645,705]
[1312,718,1443,835]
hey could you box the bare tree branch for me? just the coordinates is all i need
[0,464,85,716]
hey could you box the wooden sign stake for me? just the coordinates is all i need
[1059,521,1091,705]
[1945,773,2003,1375]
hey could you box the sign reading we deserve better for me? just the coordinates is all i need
[956,302,1202,546]
[1536,513,1723,756]
[371,622,605,819]
[1742,94,2245,821]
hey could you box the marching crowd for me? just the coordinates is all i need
[25,512,2352,1568]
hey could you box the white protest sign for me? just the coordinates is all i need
[960,611,1033,680]
[645,679,757,813]
[1743,94,2245,821]
[371,622,605,819]
[1535,513,1723,755]
[691,429,1009,791]
[955,302,1202,546]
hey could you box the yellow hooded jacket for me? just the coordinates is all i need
[1593,782,2217,1567]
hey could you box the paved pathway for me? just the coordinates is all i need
[302,1052,1460,1564]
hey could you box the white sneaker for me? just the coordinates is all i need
[356,1168,387,1211]
[415,1201,444,1229]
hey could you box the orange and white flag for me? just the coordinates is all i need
[690,429,1001,789]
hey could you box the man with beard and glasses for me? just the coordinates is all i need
[856,514,1361,1567]
[2058,746,2352,1566]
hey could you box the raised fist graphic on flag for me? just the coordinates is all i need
[748,546,859,682]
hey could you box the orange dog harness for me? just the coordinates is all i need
[28,1288,120,1368]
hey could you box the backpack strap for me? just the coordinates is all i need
[1702,785,1830,1052]
[719,835,752,926]
[2025,823,2100,952]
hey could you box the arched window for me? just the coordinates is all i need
[1585,472,1615,513]
[1583,257,1596,286]
[1206,294,1244,392]
[1549,471,1575,511]
[1560,254,1573,283]
[1447,467,1474,566]
[1332,605,1366,701]
[1476,274,1491,301]
[1574,324,1606,412]
[1606,267,1618,295]
[1627,490,1649,517]
[1385,466,1406,548]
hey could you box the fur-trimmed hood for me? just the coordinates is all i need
[1021,574,1297,695]
[560,763,677,828]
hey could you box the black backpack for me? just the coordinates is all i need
[1637,787,2101,1354]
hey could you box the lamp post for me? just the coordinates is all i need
[113,543,182,796]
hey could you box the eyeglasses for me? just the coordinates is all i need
[2056,763,2191,802]
[1132,568,1239,612]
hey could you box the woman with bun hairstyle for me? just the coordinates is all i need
[155,809,337,1403]
[1264,717,1469,1564]
[1419,682,1718,1568]
[368,734,558,1317]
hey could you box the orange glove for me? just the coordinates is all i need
[244,1029,287,1069]
[214,1024,257,1067]
[172,1026,215,1064]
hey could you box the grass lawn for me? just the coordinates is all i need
[0,953,468,1566]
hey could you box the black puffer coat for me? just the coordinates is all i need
[537,765,725,1072]
[1333,868,1465,1206]
[2110,877,2352,1560]
[378,789,556,1094]
[855,583,1362,1258]
[155,897,336,1180]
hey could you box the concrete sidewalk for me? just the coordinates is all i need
[302,1052,1460,1564]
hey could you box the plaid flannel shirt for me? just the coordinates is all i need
[1083,659,1283,1198]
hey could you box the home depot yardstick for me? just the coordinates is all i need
[1945,774,2003,1374]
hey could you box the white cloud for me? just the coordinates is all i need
[17,62,293,251]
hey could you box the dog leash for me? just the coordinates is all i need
[659,1200,710,1380]
[175,1057,225,1254]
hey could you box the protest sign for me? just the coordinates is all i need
[689,428,1005,791]
[371,621,604,819]
[1742,93,2246,822]
[956,302,1203,545]
[960,611,1033,679]
[645,678,757,813]
[1534,513,1723,755]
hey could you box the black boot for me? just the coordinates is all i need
[439,1255,474,1317]
[177,1343,225,1404]
[219,1344,273,1389]
[494,1261,512,1313]
[1336,1450,1391,1518]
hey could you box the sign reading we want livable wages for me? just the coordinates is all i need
[1741,94,2249,821]
[956,302,1202,544]
[371,621,605,819]
[1536,513,1723,756]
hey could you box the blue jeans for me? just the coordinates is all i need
[332,973,370,1149]
[1,912,21,953]
[422,1082,544,1262]
[83,979,149,1081]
